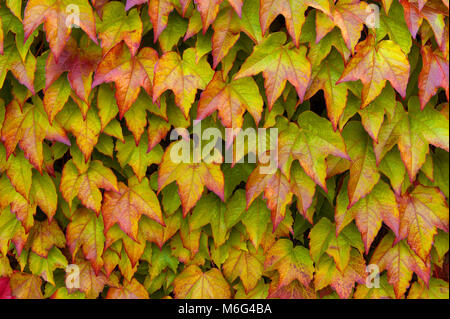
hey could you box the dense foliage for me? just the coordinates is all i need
[0,0,449,299]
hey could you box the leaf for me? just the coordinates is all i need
[173,265,231,298]
[305,49,351,130]
[370,232,430,298]
[337,34,410,107]
[246,167,294,229]
[375,97,449,181]
[1,99,70,173]
[259,0,308,47]
[60,157,118,213]
[93,42,159,117]
[9,272,43,299]
[342,121,380,207]
[397,185,449,261]
[314,250,366,299]
[158,139,225,216]
[97,1,143,56]
[197,71,263,146]
[222,245,264,293]
[211,7,241,68]
[153,48,214,118]
[0,39,36,94]
[23,0,98,59]
[116,134,164,182]
[102,177,163,240]
[277,111,349,191]
[25,219,65,259]
[0,277,14,299]
[335,179,400,253]
[234,32,311,110]
[194,0,222,33]
[30,171,58,221]
[329,0,369,53]
[45,36,101,108]
[28,247,67,285]
[106,278,149,299]
[309,217,364,271]
[265,239,314,288]
[66,208,105,273]
[418,46,449,110]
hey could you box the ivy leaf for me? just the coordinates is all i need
[173,265,231,299]
[342,121,380,207]
[211,7,241,68]
[116,134,164,182]
[0,277,14,299]
[194,0,222,33]
[56,101,101,162]
[93,42,159,117]
[370,232,430,298]
[197,71,263,146]
[337,34,410,107]
[335,179,400,253]
[306,50,351,130]
[1,99,70,173]
[222,245,264,293]
[106,278,149,299]
[259,0,308,47]
[23,0,98,59]
[265,239,314,289]
[397,185,449,261]
[9,272,43,299]
[28,247,67,285]
[46,36,101,110]
[153,48,214,118]
[418,46,449,110]
[60,156,118,214]
[97,1,143,56]
[0,38,36,93]
[375,97,449,181]
[26,220,65,258]
[246,167,293,230]
[314,249,366,299]
[158,139,225,216]
[66,207,105,273]
[102,177,164,241]
[234,32,311,110]
[278,111,349,191]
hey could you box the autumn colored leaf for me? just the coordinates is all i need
[397,185,449,261]
[265,239,314,289]
[60,154,118,213]
[418,46,449,109]
[23,0,98,59]
[197,71,263,146]
[66,207,105,273]
[102,176,163,240]
[337,34,410,107]
[9,272,43,299]
[234,32,311,109]
[277,111,349,191]
[173,265,231,298]
[106,278,149,299]
[158,139,225,216]
[45,36,101,110]
[153,48,214,117]
[370,232,430,298]
[97,1,143,56]
[335,179,400,253]
[1,99,70,172]
[93,42,158,117]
